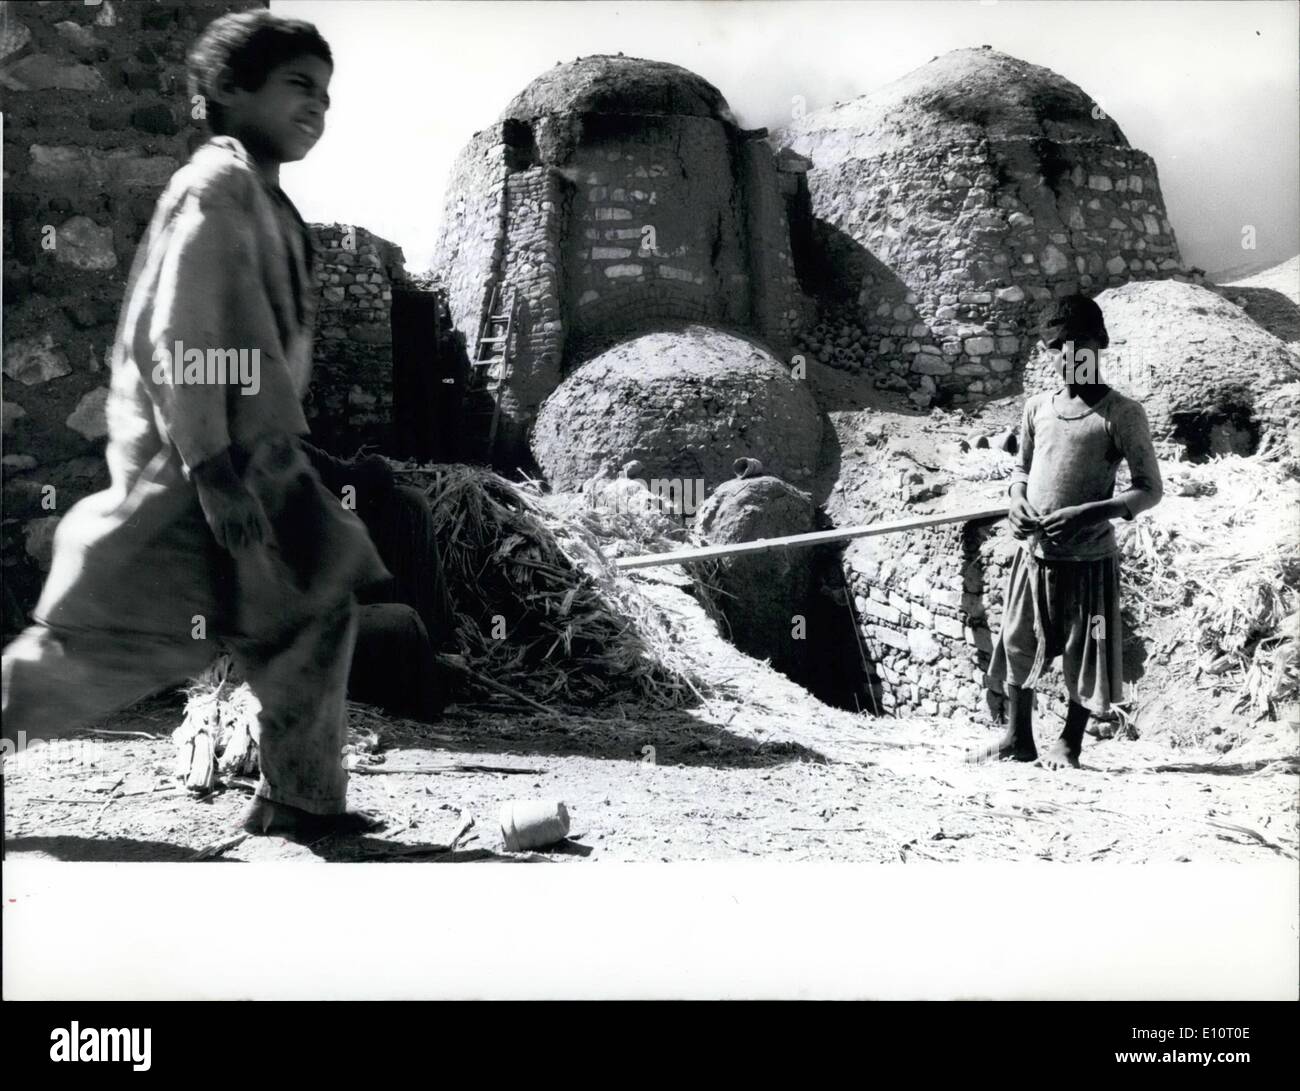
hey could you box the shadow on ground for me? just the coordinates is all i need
[3,835,227,862]
[1219,286,1300,343]
[372,702,829,770]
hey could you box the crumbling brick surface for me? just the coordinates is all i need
[844,520,1012,719]
[432,55,812,465]
[307,224,407,454]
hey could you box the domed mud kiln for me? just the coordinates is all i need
[531,325,822,493]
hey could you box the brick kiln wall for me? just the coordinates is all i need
[777,47,1206,410]
[741,138,812,351]
[432,127,510,366]
[1,0,259,632]
[496,165,565,454]
[566,119,811,362]
[306,224,407,453]
[434,84,812,467]
[790,140,1196,410]
[844,519,1080,719]
[565,116,749,356]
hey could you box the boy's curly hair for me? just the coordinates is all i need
[187,9,333,135]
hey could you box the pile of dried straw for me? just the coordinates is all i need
[396,463,718,709]
[1118,455,1299,719]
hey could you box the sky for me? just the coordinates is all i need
[277,0,1300,279]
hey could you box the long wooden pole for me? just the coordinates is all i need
[613,506,1007,570]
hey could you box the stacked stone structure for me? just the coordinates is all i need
[433,54,813,463]
[306,224,408,453]
[1,0,260,630]
[778,46,1203,407]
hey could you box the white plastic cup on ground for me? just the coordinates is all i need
[499,799,570,852]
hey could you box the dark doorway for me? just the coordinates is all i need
[391,288,467,461]
[1170,399,1260,461]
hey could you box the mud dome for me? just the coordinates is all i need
[433,53,810,465]
[695,476,816,676]
[777,46,1198,408]
[530,325,822,492]
[1023,280,1300,458]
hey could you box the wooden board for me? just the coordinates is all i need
[613,506,1008,570]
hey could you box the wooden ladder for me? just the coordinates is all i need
[466,284,515,462]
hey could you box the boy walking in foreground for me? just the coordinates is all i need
[2,11,389,836]
[970,295,1162,770]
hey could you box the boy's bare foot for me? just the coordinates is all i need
[965,730,1037,764]
[1037,738,1081,771]
[240,797,385,839]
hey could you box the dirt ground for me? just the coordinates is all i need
[6,357,1296,868]
[6,645,1296,865]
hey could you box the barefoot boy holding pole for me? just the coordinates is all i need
[971,295,1163,770]
[2,10,390,836]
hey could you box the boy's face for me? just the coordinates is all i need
[1048,335,1103,385]
[220,54,332,165]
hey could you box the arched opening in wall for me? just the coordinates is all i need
[798,543,881,713]
[785,176,823,297]
[391,288,467,461]
[1029,137,1071,195]
[1170,399,1260,461]
[502,118,538,169]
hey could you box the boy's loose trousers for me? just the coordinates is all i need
[2,438,387,815]
[3,135,390,814]
[985,545,1125,716]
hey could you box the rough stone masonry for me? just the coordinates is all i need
[1,1,410,629]
[433,54,813,464]
[778,46,1204,408]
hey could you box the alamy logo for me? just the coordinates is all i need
[1058,342,1101,386]
[50,1022,151,1071]
[152,341,262,396]
[648,477,704,516]
[1,731,104,770]
[1090,615,1107,640]
[1052,339,1161,388]
[596,476,707,517]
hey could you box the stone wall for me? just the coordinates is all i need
[789,142,1195,408]
[742,138,811,350]
[433,127,509,381]
[844,517,1088,718]
[566,120,811,359]
[433,56,813,468]
[564,115,749,357]
[778,48,1203,409]
[496,163,564,456]
[306,223,407,454]
[1,0,258,633]
[844,520,997,717]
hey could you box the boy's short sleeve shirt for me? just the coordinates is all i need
[1014,388,1160,561]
